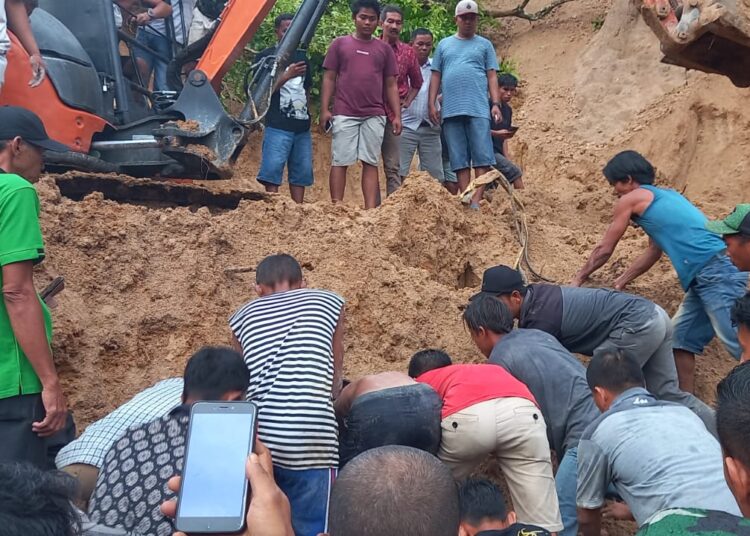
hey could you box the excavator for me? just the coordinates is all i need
[637,0,750,87]
[0,0,330,180]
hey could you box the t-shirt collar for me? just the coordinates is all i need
[611,386,654,410]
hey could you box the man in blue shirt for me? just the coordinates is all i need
[572,150,748,392]
[427,0,502,209]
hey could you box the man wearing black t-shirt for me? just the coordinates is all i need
[256,13,314,203]
[490,73,523,189]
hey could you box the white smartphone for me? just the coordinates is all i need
[175,401,258,533]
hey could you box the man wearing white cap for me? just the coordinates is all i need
[427,0,502,209]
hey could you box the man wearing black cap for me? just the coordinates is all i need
[472,265,715,433]
[707,204,750,272]
[0,105,69,467]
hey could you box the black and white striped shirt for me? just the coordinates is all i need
[229,288,344,470]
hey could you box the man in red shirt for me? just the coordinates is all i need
[320,0,401,209]
[379,5,422,197]
[408,349,563,533]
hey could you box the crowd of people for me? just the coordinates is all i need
[260,0,524,208]
[2,1,750,536]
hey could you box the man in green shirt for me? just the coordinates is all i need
[0,106,69,467]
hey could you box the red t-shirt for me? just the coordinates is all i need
[322,35,398,118]
[417,364,537,419]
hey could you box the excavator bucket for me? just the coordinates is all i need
[638,0,750,87]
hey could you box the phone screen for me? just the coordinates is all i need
[176,403,257,532]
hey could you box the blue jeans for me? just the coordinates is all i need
[273,466,336,536]
[556,447,579,536]
[257,127,314,187]
[134,29,171,91]
[441,115,496,171]
[672,255,749,359]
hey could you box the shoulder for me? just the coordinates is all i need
[305,288,345,306]
[0,173,36,198]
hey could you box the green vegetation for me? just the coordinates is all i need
[591,14,605,31]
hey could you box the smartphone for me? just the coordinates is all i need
[40,276,65,303]
[324,119,333,133]
[175,401,258,534]
[508,125,519,132]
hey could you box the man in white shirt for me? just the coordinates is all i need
[399,28,457,193]
[0,2,8,93]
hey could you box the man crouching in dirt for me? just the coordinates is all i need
[571,150,749,393]
[230,253,345,535]
[707,203,750,272]
[0,106,69,467]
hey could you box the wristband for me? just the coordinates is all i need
[491,101,502,107]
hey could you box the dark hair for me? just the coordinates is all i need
[256,253,303,286]
[498,73,518,87]
[602,150,655,185]
[0,462,80,536]
[586,349,644,392]
[411,27,433,40]
[274,13,294,28]
[459,478,508,525]
[351,0,381,17]
[329,446,459,536]
[717,362,750,468]
[462,295,514,335]
[183,346,250,401]
[731,292,750,331]
[380,4,402,21]
[408,349,452,378]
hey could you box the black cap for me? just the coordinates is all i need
[0,106,69,152]
[470,265,525,301]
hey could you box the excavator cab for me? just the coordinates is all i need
[638,0,750,87]
[0,0,329,179]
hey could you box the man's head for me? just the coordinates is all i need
[717,362,750,516]
[706,205,750,272]
[0,462,80,536]
[0,106,68,182]
[351,0,381,38]
[274,13,294,40]
[255,253,305,296]
[411,28,433,64]
[586,349,645,412]
[327,446,460,536]
[470,265,527,319]
[408,349,452,378]
[498,73,518,103]
[380,5,403,44]
[462,295,514,357]
[454,0,479,38]
[182,346,251,404]
[458,478,517,536]
[731,293,750,363]
[602,150,655,198]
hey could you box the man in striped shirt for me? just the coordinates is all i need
[230,254,345,536]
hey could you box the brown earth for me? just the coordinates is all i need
[30,0,749,531]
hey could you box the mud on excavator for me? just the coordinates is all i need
[0,0,329,180]
[638,0,750,87]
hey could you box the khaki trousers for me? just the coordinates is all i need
[381,120,401,195]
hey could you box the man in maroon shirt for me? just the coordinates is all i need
[379,5,422,197]
[321,0,401,209]
[407,349,563,533]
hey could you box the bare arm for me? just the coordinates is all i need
[319,69,337,126]
[428,70,441,125]
[271,62,307,93]
[331,311,345,399]
[402,55,422,108]
[572,197,634,286]
[333,378,358,420]
[385,75,401,135]
[231,333,243,354]
[578,507,602,536]
[6,0,40,56]
[3,261,67,436]
[487,69,501,122]
[613,238,663,290]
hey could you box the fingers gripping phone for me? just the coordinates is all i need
[175,402,258,533]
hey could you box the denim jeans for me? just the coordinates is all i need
[672,255,749,359]
[339,384,441,468]
[134,29,171,91]
[442,115,496,170]
[556,447,579,536]
[257,127,313,187]
[273,466,336,536]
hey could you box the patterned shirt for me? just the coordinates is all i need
[56,378,184,469]
[88,406,189,536]
[637,508,750,535]
[230,288,345,470]
[382,39,423,100]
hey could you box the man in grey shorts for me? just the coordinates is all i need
[474,265,716,433]
[334,371,441,467]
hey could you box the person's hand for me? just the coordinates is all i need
[491,104,502,123]
[569,276,584,287]
[613,276,628,291]
[602,500,634,521]
[496,129,515,139]
[161,440,294,536]
[32,381,68,437]
[281,62,306,82]
[391,117,402,136]
[29,54,46,87]
[428,105,440,126]
[319,110,333,134]
[135,11,151,25]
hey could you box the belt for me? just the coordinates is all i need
[420,120,434,128]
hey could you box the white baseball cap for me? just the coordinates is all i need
[455,0,479,16]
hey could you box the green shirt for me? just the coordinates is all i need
[637,508,750,535]
[0,172,52,400]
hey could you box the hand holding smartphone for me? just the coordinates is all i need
[175,401,258,534]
